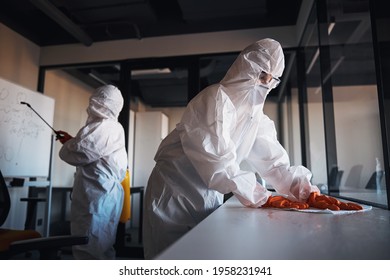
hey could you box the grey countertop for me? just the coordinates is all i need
[157,195,390,260]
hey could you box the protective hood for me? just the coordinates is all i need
[86,85,123,123]
[222,38,284,82]
[221,38,284,93]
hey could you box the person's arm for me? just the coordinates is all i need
[246,115,319,202]
[178,90,270,207]
[58,123,106,166]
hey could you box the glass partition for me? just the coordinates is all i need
[302,4,328,189]
[286,0,388,208]
[324,0,386,206]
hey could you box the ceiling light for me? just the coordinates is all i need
[328,16,336,35]
[131,68,172,76]
[306,48,320,75]
[88,72,107,85]
[328,22,336,35]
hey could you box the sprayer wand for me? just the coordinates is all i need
[21,102,63,139]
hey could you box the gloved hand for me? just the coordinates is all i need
[307,192,363,211]
[262,195,309,209]
[56,130,73,144]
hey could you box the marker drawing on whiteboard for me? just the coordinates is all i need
[20,102,63,139]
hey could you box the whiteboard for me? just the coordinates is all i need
[0,77,55,177]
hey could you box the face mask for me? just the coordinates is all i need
[254,81,272,99]
[255,80,272,91]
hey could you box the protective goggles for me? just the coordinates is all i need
[259,71,281,89]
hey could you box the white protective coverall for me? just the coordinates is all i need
[59,85,128,259]
[143,38,319,259]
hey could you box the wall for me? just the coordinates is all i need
[333,85,382,188]
[290,88,303,166]
[307,88,327,185]
[278,85,382,189]
[0,23,93,230]
[0,23,40,229]
[303,85,381,188]
[146,106,186,133]
[39,26,297,67]
[43,69,92,188]
[0,24,40,89]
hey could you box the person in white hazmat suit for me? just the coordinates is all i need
[57,85,128,260]
[143,38,320,259]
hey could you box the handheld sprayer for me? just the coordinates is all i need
[20,102,63,139]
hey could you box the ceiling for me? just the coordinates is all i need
[1,0,304,107]
[0,0,376,107]
[1,0,302,46]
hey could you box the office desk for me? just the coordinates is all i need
[157,196,390,260]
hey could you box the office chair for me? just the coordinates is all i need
[365,170,384,190]
[328,166,344,191]
[0,169,88,259]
